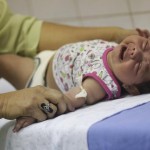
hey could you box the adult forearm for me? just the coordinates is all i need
[0,93,17,119]
[0,92,17,119]
[0,95,4,118]
[37,22,137,52]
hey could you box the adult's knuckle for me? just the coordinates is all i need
[24,96,38,111]
[57,94,64,101]
[35,85,45,93]
[59,105,67,114]
[23,105,34,116]
[32,86,48,98]
[48,113,55,119]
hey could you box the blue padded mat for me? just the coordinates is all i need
[88,102,150,150]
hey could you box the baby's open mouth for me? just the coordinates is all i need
[120,46,127,60]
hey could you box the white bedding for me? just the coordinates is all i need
[0,79,150,150]
[0,78,16,93]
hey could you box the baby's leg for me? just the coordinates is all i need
[13,117,36,132]
[0,54,34,89]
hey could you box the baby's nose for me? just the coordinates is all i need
[128,45,142,62]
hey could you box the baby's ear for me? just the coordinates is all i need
[122,84,140,95]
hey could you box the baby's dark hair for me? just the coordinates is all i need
[136,81,150,94]
[122,81,150,96]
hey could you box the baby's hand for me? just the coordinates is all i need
[13,117,36,132]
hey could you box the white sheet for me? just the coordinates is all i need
[0,94,150,150]
[0,79,150,150]
[0,78,16,93]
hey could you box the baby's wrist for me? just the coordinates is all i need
[75,86,87,100]
[64,87,87,108]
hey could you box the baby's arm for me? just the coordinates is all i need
[65,77,106,108]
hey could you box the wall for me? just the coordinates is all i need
[7,0,150,29]
[1,0,150,93]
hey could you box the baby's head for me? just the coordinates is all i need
[107,35,150,95]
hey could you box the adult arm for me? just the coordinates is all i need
[37,22,138,52]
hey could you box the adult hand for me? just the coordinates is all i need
[136,28,150,38]
[115,28,150,43]
[0,85,75,121]
[114,28,137,43]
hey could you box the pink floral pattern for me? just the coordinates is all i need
[53,39,120,99]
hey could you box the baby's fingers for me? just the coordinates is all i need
[13,117,36,132]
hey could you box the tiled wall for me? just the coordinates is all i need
[1,0,150,93]
[7,0,150,29]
